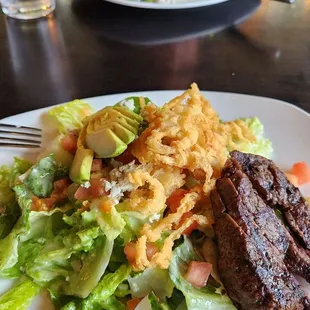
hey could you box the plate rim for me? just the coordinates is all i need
[1,90,310,124]
[103,0,229,10]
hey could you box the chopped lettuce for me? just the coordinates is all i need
[0,165,15,207]
[81,264,131,309]
[0,279,41,310]
[114,283,130,298]
[19,209,114,298]
[64,235,114,298]
[135,292,171,310]
[90,200,126,241]
[0,159,31,239]
[24,155,57,198]
[0,183,114,299]
[119,211,162,244]
[61,301,78,310]
[48,100,94,134]
[233,117,273,158]
[169,238,235,310]
[0,185,34,277]
[128,267,174,299]
[100,295,126,310]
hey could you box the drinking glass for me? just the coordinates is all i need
[1,0,55,20]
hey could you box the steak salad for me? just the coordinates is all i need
[0,84,309,310]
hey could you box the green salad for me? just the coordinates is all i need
[0,85,272,310]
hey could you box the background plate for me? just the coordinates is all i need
[103,0,228,9]
[0,90,310,309]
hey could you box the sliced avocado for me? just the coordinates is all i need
[69,148,94,184]
[108,116,138,135]
[79,105,143,158]
[88,118,136,144]
[113,106,143,123]
[84,107,140,133]
[104,107,141,131]
[86,128,127,158]
[111,123,136,144]
[116,96,152,114]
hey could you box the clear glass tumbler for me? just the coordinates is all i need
[1,0,55,20]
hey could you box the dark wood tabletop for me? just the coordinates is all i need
[0,0,310,118]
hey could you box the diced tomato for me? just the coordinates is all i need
[127,298,141,310]
[89,179,105,198]
[54,178,71,191]
[177,211,198,235]
[31,196,42,211]
[166,189,188,213]
[115,146,137,164]
[291,162,310,185]
[91,159,103,173]
[124,242,158,265]
[31,197,56,211]
[51,178,71,202]
[61,133,78,154]
[124,242,136,265]
[185,261,212,288]
[74,186,90,200]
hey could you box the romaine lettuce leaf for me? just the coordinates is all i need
[233,117,273,158]
[0,158,31,239]
[0,201,20,240]
[24,155,57,198]
[0,279,41,310]
[114,283,130,298]
[119,211,162,244]
[0,185,33,276]
[169,238,235,310]
[10,157,32,187]
[0,165,15,207]
[81,264,131,308]
[90,200,126,241]
[100,295,126,310]
[48,100,94,134]
[64,235,114,298]
[135,292,171,310]
[128,267,174,299]
[61,301,78,310]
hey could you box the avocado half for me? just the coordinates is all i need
[80,106,143,158]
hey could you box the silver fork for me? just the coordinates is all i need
[0,123,42,148]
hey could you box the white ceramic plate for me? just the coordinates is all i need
[103,0,228,10]
[0,90,310,309]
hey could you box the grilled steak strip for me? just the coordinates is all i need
[228,150,310,250]
[222,152,310,283]
[211,164,310,309]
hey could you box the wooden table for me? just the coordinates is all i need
[0,0,309,118]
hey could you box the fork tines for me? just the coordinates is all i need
[0,123,42,149]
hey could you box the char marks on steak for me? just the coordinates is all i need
[228,150,310,250]
[211,151,310,310]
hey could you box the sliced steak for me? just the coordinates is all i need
[228,150,310,250]
[211,160,310,310]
